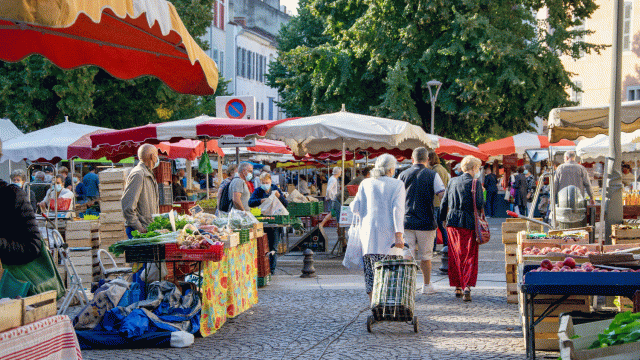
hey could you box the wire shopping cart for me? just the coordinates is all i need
[367,245,419,333]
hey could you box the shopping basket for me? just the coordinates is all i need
[367,245,419,333]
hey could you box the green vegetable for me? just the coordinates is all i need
[589,311,640,349]
[108,232,178,256]
[146,215,188,232]
[131,230,160,238]
[82,214,99,220]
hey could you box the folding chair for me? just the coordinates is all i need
[97,249,132,279]
[41,226,90,315]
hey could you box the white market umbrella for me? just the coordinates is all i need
[266,109,438,202]
[265,109,438,158]
[576,130,640,162]
[0,118,108,163]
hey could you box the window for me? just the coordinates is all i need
[628,86,640,101]
[241,48,246,78]
[259,55,263,82]
[236,47,241,76]
[261,102,264,120]
[219,3,225,30]
[571,80,583,105]
[219,51,224,76]
[247,51,252,79]
[624,2,633,51]
[268,97,274,120]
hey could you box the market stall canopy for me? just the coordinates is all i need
[478,132,575,158]
[247,139,291,155]
[0,119,108,163]
[264,111,438,158]
[548,101,640,143]
[90,116,287,148]
[576,130,640,161]
[0,118,23,142]
[156,139,224,160]
[0,0,218,95]
[434,135,488,161]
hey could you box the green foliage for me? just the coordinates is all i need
[268,0,606,143]
[589,311,640,349]
[0,0,229,132]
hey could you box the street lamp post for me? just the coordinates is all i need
[427,80,442,134]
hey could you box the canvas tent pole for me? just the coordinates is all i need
[604,0,625,245]
[341,140,345,204]
[204,139,210,199]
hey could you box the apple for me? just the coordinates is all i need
[540,259,553,270]
[562,248,572,254]
[555,261,565,268]
[551,268,560,272]
[563,257,577,269]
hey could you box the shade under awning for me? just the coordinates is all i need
[548,101,640,143]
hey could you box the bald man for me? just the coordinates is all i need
[121,144,160,239]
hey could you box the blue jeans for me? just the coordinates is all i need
[485,191,498,217]
[126,226,135,239]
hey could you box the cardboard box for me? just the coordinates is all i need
[559,314,640,360]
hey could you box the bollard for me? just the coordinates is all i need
[300,248,317,278]
[439,245,449,274]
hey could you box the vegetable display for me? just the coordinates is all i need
[108,232,178,256]
[589,311,640,349]
[147,215,189,232]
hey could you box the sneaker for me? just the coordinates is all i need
[420,283,437,295]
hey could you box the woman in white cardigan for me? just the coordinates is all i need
[349,154,406,298]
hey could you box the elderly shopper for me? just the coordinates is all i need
[350,154,406,299]
[319,166,343,229]
[249,172,289,275]
[121,144,160,239]
[554,151,594,204]
[440,155,484,302]
[0,140,42,266]
[11,169,37,211]
[230,162,254,211]
[399,147,445,295]
[39,174,75,213]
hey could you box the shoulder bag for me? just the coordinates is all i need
[472,179,491,245]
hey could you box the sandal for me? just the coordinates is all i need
[463,288,471,302]
[455,288,462,298]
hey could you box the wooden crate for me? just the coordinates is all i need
[602,243,640,254]
[522,316,562,351]
[66,220,96,232]
[100,201,122,213]
[100,230,127,241]
[221,232,240,248]
[505,264,517,283]
[532,295,590,317]
[98,168,131,183]
[611,225,640,240]
[65,229,92,248]
[0,299,22,332]
[22,291,57,325]
[100,212,125,224]
[616,295,634,312]
[99,182,125,191]
[612,237,640,245]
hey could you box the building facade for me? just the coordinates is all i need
[559,1,640,107]
[203,0,291,120]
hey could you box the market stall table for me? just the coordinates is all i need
[0,315,82,359]
[521,265,640,360]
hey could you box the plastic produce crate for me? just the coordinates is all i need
[165,243,224,262]
[312,201,322,215]
[158,184,173,206]
[258,274,271,287]
[153,161,172,183]
[234,229,251,244]
[257,215,291,225]
[124,243,166,263]
[287,202,314,217]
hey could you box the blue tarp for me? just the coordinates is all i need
[76,331,171,350]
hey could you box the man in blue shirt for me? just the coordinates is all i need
[398,147,445,295]
[82,166,100,200]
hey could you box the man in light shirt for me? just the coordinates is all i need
[554,151,594,204]
[319,166,342,229]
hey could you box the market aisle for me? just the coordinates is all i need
[81,218,558,359]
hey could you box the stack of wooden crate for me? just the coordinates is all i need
[501,219,542,304]
[98,168,130,267]
[611,224,640,244]
[65,219,99,290]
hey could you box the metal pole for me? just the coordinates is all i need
[430,100,436,135]
[341,140,345,204]
[204,140,210,200]
[604,0,625,245]
[600,158,611,244]
[236,147,240,165]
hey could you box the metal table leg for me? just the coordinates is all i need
[525,292,535,360]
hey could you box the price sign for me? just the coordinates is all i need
[189,204,204,215]
[338,206,354,226]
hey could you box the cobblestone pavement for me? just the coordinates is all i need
[82,218,559,359]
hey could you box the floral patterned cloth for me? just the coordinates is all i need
[199,239,258,337]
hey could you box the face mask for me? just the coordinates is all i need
[73,177,78,183]
[524,170,529,175]
[55,184,63,192]
[246,173,253,181]
[455,170,462,175]
[153,157,160,169]
[474,171,482,179]
[12,181,22,188]
[261,184,271,191]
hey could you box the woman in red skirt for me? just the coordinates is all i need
[439,156,484,301]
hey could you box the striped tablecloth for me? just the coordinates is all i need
[0,315,82,360]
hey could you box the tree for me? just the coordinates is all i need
[268,0,605,143]
[0,0,229,132]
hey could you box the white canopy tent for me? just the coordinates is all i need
[576,130,640,162]
[0,118,25,181]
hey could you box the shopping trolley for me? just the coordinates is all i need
[367,245,419,333]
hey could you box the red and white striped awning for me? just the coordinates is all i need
[478,132,575,158]
[90,116,287,148]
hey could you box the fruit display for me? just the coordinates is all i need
[530,257,640,273]
[177,224,225,250]
[526,233,586,242]
[522,244,599,256]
